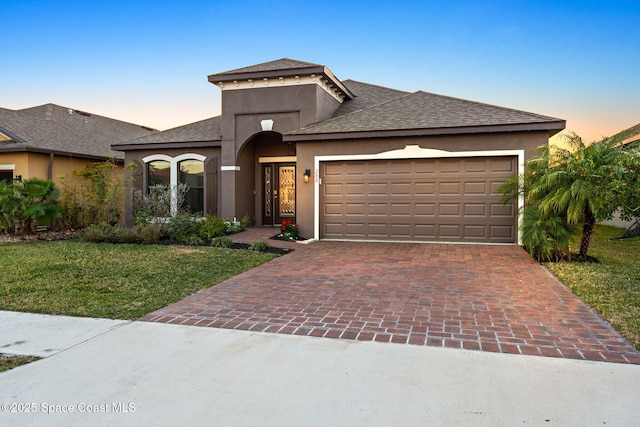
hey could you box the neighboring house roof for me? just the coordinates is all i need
[0,104,156,159]
[619,122,640,146]
[113,116,222,150]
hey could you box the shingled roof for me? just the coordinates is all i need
[113,116,222,150]
[618,122,640,146]
[210,58,323,76]
[286,90,565,141]
[113,58,565,149]
[208,58,354,101]
[112,79,409,150]
[333,80,409,117]
[0,104,156,159]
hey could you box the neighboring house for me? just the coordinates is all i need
[0,104,156,186]
[114,58,565,244]
[600,121,640,229]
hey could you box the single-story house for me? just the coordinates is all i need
[0,103,156,186]
[113,58,565,244]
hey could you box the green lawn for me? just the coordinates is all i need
[0,241,277,319]
[0,354,40,372]
[545,225,640,350]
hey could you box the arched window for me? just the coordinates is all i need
[142,154,207,217]
[179,159,204,214]
[148,160,170,188]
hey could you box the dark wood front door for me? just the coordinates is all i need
[262,163,296,226]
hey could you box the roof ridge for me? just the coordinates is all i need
[412,90,561,121]
[213,58,323,76]
[18,103,158,130]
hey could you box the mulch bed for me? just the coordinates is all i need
[0,230,79,244]
[1,230,293,256]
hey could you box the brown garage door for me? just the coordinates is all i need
[320,156,517,243]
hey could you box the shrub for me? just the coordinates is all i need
[132,222,162,244]
[80,223,125,243]
[0,178,62,234]
[58,158,133,229]
[162,214,202,244]
[211,236,233,248]
[80,222,162,244]
[249,241,269,252]
[134,183,189,223]
[199,215,227,239]
[224,218,245,234]
[280,219,299,240]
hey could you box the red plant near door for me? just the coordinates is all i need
[281,219,299,240]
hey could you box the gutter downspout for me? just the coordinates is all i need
[48,153,54,180]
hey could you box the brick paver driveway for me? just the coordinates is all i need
[142,234,640,364]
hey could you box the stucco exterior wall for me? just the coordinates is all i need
[0,153,29,180]
[294,131,549,239]
[0,152,116,188]
[122,146,221,225]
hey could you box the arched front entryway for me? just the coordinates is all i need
[236,131,296,226]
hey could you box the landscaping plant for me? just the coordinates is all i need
[501,132,640,261]
[58,158,133,229]
[0,178,61,234]
[134,183,189,223]
[280,219,299,240]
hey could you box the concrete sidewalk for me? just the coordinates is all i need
[0,310,129,357]
[1,312,640,426]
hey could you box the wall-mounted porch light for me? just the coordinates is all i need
[303,169,311,183]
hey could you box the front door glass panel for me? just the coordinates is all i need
[262,163,295,225]
[278,166,295,218]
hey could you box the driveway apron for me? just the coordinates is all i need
[142,239,640,364]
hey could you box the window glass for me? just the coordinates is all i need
[179,159,204,214]
[0,171,12,183]
[148,160,170,188]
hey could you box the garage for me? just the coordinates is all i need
[320,156,517,243]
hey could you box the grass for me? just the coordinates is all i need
[0,241,277,319]
[0,354,40,372]
[545,224,640,350]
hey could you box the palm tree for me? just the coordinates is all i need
[501,132,636,261]
[500,144,576,261]
[16,178,61,233]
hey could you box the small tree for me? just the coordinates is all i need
[0,178,62,234]
[133,183,189,224]
[500,146,576,261]
[58,158,134,228]
[501,132,640,261]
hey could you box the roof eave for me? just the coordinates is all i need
[112,140,222,151]
[0,145,124,161]
[284,121,567,142]
[0,127,27,144]
[208,66,354,100]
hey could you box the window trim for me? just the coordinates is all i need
[143,154,206,215]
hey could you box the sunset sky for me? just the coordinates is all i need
[2,0,638,144]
